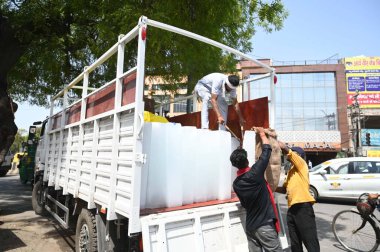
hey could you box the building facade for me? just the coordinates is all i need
[144,76,191,117]
[239,59,348,165]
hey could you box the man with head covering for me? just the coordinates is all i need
[277,142,320,252]
[194,73,245,130]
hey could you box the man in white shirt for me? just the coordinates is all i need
[194,73,245,130]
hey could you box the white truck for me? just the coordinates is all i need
[31,16,287,251]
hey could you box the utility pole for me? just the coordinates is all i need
[348,105,355,156]
[349,90,362,157]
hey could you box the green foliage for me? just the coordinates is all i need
[10,128,27,153]
[2,0,288,105]
[9,126,41,153]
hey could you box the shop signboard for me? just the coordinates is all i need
[284,142,341,152]
[344,56,380,108]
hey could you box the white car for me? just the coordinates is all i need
[309,157,380,200]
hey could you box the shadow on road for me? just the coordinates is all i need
[0,175,75,251]
[0,174,33,216]
[46,221,76,251]
[0,228,27,251]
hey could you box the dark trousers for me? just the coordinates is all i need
[287,202,320,252]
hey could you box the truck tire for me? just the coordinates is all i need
[32,180,46,215]
[76,209,97,252]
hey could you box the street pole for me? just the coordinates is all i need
[353,90,362,157]
[352,107,357,157]
[357,108,362,156]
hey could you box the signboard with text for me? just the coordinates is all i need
[285,142,341,152]
[344,56,380,108]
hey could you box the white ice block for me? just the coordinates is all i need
[181,126,197,205]
[243,130,256,166]
[166,123,183,207]
[217,131,232,200]
[140,122,153,209]
[206,130,221,201]
[142,123,240,209]
[193,129,213,203]
[146,122,168,208]
[230,137,241,184]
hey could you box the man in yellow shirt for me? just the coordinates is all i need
[277,142,320,252]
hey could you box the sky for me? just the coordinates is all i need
[15,0,380,131]
[250,0,380,61]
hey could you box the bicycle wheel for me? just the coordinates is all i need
[332,209,380,252]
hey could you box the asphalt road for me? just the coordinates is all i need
[0,174,74,252]
[276,192,380,252]
[1,174,378,251]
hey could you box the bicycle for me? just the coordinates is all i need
[332,193,380,252]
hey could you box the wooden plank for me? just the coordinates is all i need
[168,97,269,141]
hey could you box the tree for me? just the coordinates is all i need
[9,128,27,154]
[0,0,288,162]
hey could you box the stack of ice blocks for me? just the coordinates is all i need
[140,122,248,209]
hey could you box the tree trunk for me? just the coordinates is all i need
[0,15,24,163]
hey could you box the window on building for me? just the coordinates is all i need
[153,95,170,114]
[244,72,338,131]
[152,84,161,90]
[173,95,190,113]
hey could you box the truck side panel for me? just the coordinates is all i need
[141,203,248,252]
[43,110,136,217]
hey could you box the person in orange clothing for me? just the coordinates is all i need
[277,142,320,252]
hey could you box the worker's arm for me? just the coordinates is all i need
[255,127,269,145]
[232,98,246,127]
[210,93,224,125]
[278,141,289,155]
[278,140,306,172]
[368,193,379,200]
